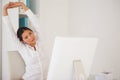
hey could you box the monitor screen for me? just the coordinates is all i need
[47,37,98,80]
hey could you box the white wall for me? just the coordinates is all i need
[30,0,40,15]
[40,0,69,58]
[0,0,2,79]
[68,0,120,79]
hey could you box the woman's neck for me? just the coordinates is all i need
[29,42,36,51]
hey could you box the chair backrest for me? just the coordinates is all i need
[8,51,25,80]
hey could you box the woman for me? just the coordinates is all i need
[3,2,47,80]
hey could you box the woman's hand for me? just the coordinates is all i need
[3,3,10,16]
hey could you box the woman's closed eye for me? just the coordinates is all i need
[29,32,32,35]
[24,36,28,39]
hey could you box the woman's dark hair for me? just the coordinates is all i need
[17,27,33,41]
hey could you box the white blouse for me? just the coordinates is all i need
[3,9,47,80]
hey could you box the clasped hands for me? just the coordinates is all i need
[3,2,28,16]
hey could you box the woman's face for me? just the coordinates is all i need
[22,30,36,46]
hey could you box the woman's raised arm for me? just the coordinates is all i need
[3,2,25,50]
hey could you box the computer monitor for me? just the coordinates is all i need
[47,37,98,80]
